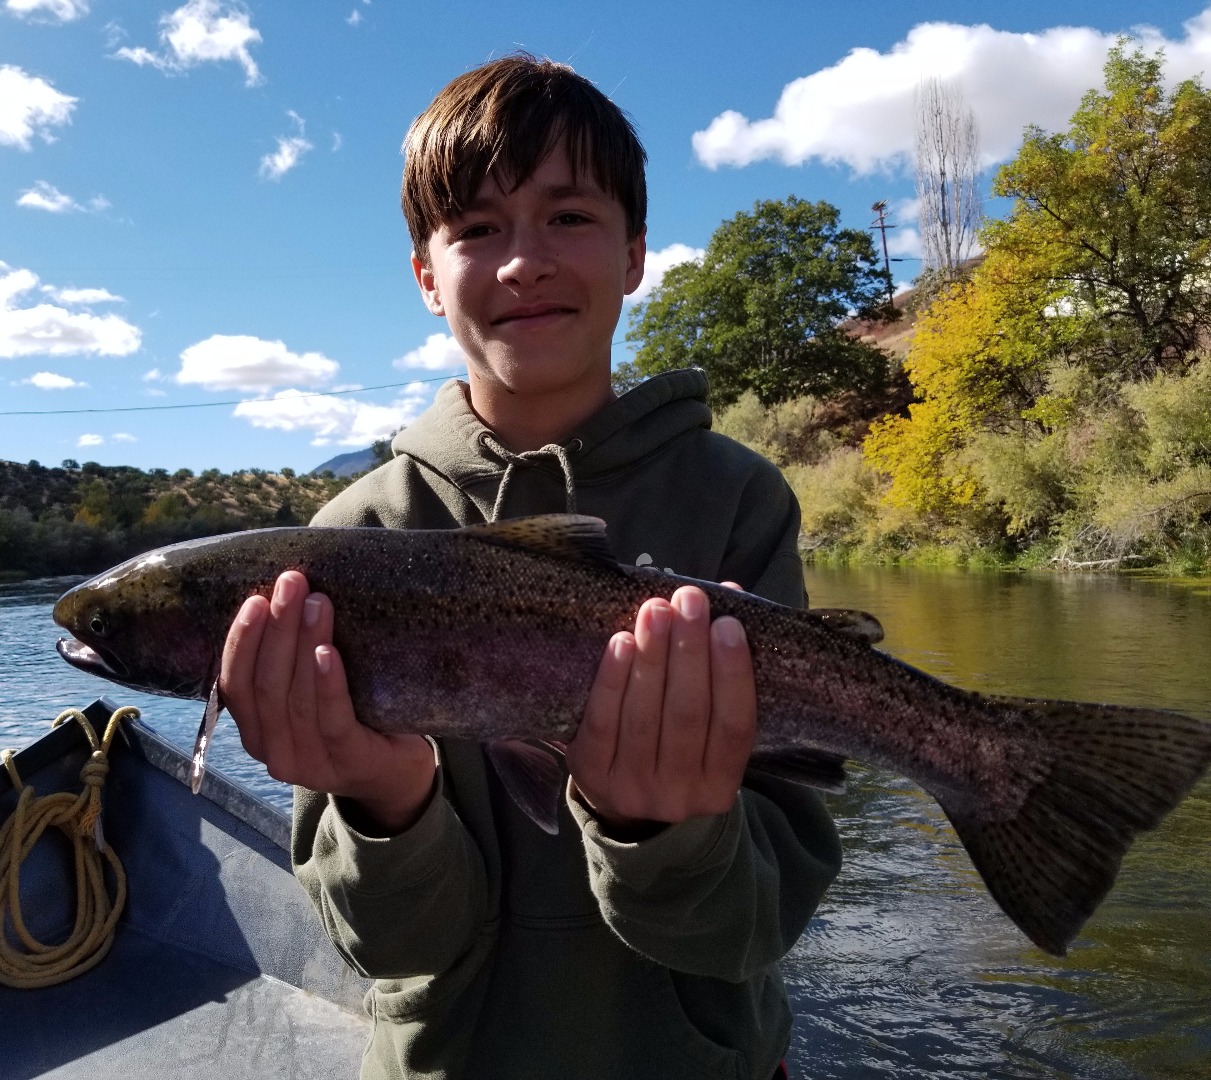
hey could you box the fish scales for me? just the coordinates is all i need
[51,514,1211,957]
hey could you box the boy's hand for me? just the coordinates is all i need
[220,571,437,835]
[566,584,757,838]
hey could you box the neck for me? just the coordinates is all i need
[466,373,615,452]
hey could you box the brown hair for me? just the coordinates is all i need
[402,54,647,263]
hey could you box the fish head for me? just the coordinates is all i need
[53,548,218,700]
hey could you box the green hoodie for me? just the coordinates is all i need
[295,370,841,1079]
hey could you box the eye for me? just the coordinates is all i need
[456,222,495,241]
[89,612,109,637]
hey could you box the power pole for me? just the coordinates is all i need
[870,200,900,310]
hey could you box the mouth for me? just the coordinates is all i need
[492,305,576,326]
[56,637,128,681]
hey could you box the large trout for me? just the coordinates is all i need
[52,515,1211,956]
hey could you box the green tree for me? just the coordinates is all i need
[987,42,1211,380]
[626,197,889,409]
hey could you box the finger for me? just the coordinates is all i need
[568,632,635,789]
[313,640,355,739]
[720,580,743,591]
[656,587,713,781]
[285,591,331,741]
[253,571,310,725]
[220,594,270,762]
[611,598,672,784]
[703,616,757,797]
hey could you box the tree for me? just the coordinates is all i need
[914,77,983,279]
[987,42,1211,380]
[863,251,1067,516]
[626,197,890,409]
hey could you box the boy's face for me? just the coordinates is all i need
[412,143,645,414]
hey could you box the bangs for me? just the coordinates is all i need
[403,55,647,259]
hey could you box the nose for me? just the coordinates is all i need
[497,226,556,288]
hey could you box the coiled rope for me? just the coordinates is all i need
[0,705,137,989]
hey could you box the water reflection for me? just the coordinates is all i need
[787,566,1211,1079]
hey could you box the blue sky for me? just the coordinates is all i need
[1,0,1205,473]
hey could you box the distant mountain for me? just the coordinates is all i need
[310,447,377,478]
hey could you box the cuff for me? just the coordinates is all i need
[321,765,458,897]
[567,779,742,888]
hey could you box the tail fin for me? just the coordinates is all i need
[939,697,1211,956]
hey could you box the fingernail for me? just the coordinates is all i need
[649,602,671,634]
[315,646,332,676]
[675,588,705,620]
[714,617,745,648]
[273,575,296,610]
[612,633,634,662]
[303,596,321,627]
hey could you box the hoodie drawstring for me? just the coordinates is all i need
[480,433,581,521]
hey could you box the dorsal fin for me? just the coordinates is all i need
[460,514,617,568]
[809,608,885,645]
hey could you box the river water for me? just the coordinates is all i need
[2,568,1209,1078]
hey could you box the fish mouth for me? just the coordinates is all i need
[56,636,129,681]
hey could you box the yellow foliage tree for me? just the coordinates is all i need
[863,252,1063,516]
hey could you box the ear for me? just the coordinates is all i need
[622,227,647,297]
[411,251,445,317]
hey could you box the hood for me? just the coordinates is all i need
[389,369,713,519]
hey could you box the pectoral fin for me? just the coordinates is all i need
[191,678,224,794]
[485,739,565,834]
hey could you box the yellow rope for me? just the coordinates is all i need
[0,706,138,989]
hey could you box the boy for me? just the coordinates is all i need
[220,54,840,1079]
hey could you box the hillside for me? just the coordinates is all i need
[0,459,353,580]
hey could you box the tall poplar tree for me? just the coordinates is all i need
[914,77,983,280]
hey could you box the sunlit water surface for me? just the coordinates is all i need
[2,569,1209,1078]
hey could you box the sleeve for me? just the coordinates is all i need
[571,462,840,979]
[291,764,489,980]
[569,777,840,981]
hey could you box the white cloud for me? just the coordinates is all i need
[628,242,705,305]
[259,111,312,180]
[112,432,136,442]
[17,180,75,212]
[175,333,339,391]
[5,0,89,22]
[48,286,124,304]
[113,0,263,87]
[77,433,103,447]
[692,12,1211,175]
[24,370,86,389]
[0,66,77,150]
[331,131,343,152]
[17,181,109,213]
[346,9,361,25]
[234,384,430,447]
[0,261,141,358]
[393,332,465,372]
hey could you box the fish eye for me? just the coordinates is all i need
[89,612,109,637]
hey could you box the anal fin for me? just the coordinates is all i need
[749,748,848,793]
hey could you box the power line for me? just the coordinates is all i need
[0,375,462,417]
[3,335,635,418]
